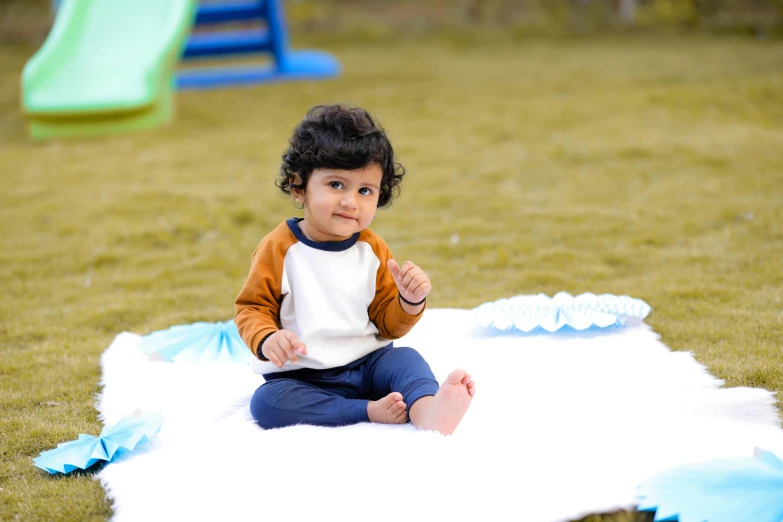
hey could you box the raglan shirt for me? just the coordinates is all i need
[235,218,425,374]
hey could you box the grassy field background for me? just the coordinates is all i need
[1,33,782,521]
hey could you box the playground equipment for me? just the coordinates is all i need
[21,0,197,140]
[178,1,340,89]
[21,0,341,139]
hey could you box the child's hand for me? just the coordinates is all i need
[261,329,307,368]
[387,259,431,305]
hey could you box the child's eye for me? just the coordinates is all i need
[358,187,372,195]
[329,181,343,189]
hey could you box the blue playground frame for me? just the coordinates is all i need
[178,0,340,89]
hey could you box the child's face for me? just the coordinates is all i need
[294,164,383,242]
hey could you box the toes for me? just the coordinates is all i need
[461,373,473,385]
[446,369,467,384]
[462,375,476,397]
[381,393,402,408]
[385,392,405,415]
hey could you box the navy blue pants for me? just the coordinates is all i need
[250,345,439,429]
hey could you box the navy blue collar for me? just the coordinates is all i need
[286,218,359,252]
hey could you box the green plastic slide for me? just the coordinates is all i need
[22,0,197,140]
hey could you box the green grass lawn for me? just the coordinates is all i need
[1,34,782,521]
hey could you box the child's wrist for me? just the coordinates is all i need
[399,293,426,307]
[257,332,275,361]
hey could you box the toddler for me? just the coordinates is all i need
[235,105,475,435]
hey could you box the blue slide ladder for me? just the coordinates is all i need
[177,0,340,89]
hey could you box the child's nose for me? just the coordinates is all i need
[341,194,357,208]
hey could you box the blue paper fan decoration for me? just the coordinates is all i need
[475,292,652,333]
[139,320,253,364]
[33,411,164,474]
[637,448,783,522]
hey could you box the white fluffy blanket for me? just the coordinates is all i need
[96,309,783,522]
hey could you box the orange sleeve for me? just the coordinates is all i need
[364,230,425,340]
[234,223,296,359]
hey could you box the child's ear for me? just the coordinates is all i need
[291,186,304,203]
[290,174,306,206]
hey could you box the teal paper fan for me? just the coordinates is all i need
[475,292,652,333]
[33,411,164,474]
[637,448,783,522]
[139,320,253,364]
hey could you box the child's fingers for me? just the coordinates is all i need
[401,265,421,289]
[284,331,307,353]
[267,347,285,368]
[262,336,283,367]
[283,331,307,357]
[387,259,401,279]
[406,283,430,302]
[280,332,300,363]
[407,276,430,299]
[391,260,430,300]
[396,261,421,288]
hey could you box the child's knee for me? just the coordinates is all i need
[249,382,288,429]
[392,346,426,364]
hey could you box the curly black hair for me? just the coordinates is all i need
[277,105,406,208]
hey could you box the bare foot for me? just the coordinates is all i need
[367,392,407,424]
[409,369,475,435]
